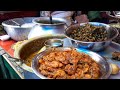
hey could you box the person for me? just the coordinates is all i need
[40,11,89,24]
[40,11,74,17]
[39,11,110,24]
[74,11,109,24]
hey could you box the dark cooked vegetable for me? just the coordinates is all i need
[109,24,120,44]
[70,24,108,42]
[112,28,120,44]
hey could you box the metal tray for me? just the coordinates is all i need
[22,38,120,79]
[98,42,120,79]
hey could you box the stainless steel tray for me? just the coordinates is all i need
[22,38,120,79]
[98,42,120,79]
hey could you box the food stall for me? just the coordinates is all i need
[0,11,120,79]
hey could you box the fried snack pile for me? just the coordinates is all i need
[70,24,108,42]
[38,49,101,79]
[112,51,120,61]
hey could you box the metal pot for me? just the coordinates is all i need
[32,47,112,79]
[2,17,36,41]
[65,22,119,51]
[28,17,71,39]
[14,35,66,72]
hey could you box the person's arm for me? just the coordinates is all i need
[74,11,89,24]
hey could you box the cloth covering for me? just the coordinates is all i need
[0,55,21,79]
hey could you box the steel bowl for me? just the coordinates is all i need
[44,39,63,48]
[32,47,112,79]
[2,17,36,41]
[65,22,119,51]
[28,17,70,39]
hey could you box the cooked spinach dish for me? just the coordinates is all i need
[70,24,108,42]
[110,24,120,44]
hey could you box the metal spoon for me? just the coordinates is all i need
[50,12,53,24]
[11,19,22,27]
[11,19,26,27]
[7,57,25,65]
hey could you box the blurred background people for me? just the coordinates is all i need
[39,11,110,24]
[0,11,117,24]
[74,11,109,24]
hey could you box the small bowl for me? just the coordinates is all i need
[33,17,64,26]
[65,22,119,51]
[44,39,63,48]
[28,17,68,39]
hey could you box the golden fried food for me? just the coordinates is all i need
[38,49,101,79]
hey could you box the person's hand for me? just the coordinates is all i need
[40,11,51,17]
[75,14,89,23]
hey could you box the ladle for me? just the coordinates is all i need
[11,19,22,27]
[11,18,26,27]
[7,57,25,65]
[50,12,53,24]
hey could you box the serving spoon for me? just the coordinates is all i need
[11,19,22,27]
[11,19,26,27]
[7,56,25,65]
[49,12,53,24]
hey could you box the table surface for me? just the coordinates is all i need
[0,39,120,79]
[0,39,16,57]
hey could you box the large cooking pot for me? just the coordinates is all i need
[28,17,71,39]
[2,17,36,41]
[65,22,119,51]
[32,47,112,79]
[14,35,66,72]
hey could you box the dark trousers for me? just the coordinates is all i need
[91,18,109,24]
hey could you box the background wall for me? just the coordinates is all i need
[0,11,39,23]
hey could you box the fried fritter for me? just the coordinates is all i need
[38,49,101,79]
